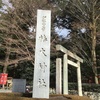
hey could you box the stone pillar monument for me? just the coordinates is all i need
[33,9,51,98]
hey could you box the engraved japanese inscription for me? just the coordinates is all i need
[33,10,51,98]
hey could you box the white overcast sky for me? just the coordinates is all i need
[2,0,9,4]
[0,0,12,13]
[2,0,12,7]
[55,27,70,38]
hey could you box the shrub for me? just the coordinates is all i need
[68,83,100,92]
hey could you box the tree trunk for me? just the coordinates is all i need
[2,40,11,73]
[3,65,7,73]
[3,50,10,73]
[90,22,98,84]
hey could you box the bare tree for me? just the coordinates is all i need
[0,0,57,73]
[55,0,100,84]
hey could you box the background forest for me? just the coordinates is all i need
[0,0,100,87]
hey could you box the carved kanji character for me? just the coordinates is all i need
[39,34,48,42]
[40,48,47,56]
[38,78,47,88]
[39,62,47,72]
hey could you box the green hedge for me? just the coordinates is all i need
[68,83,100,92]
